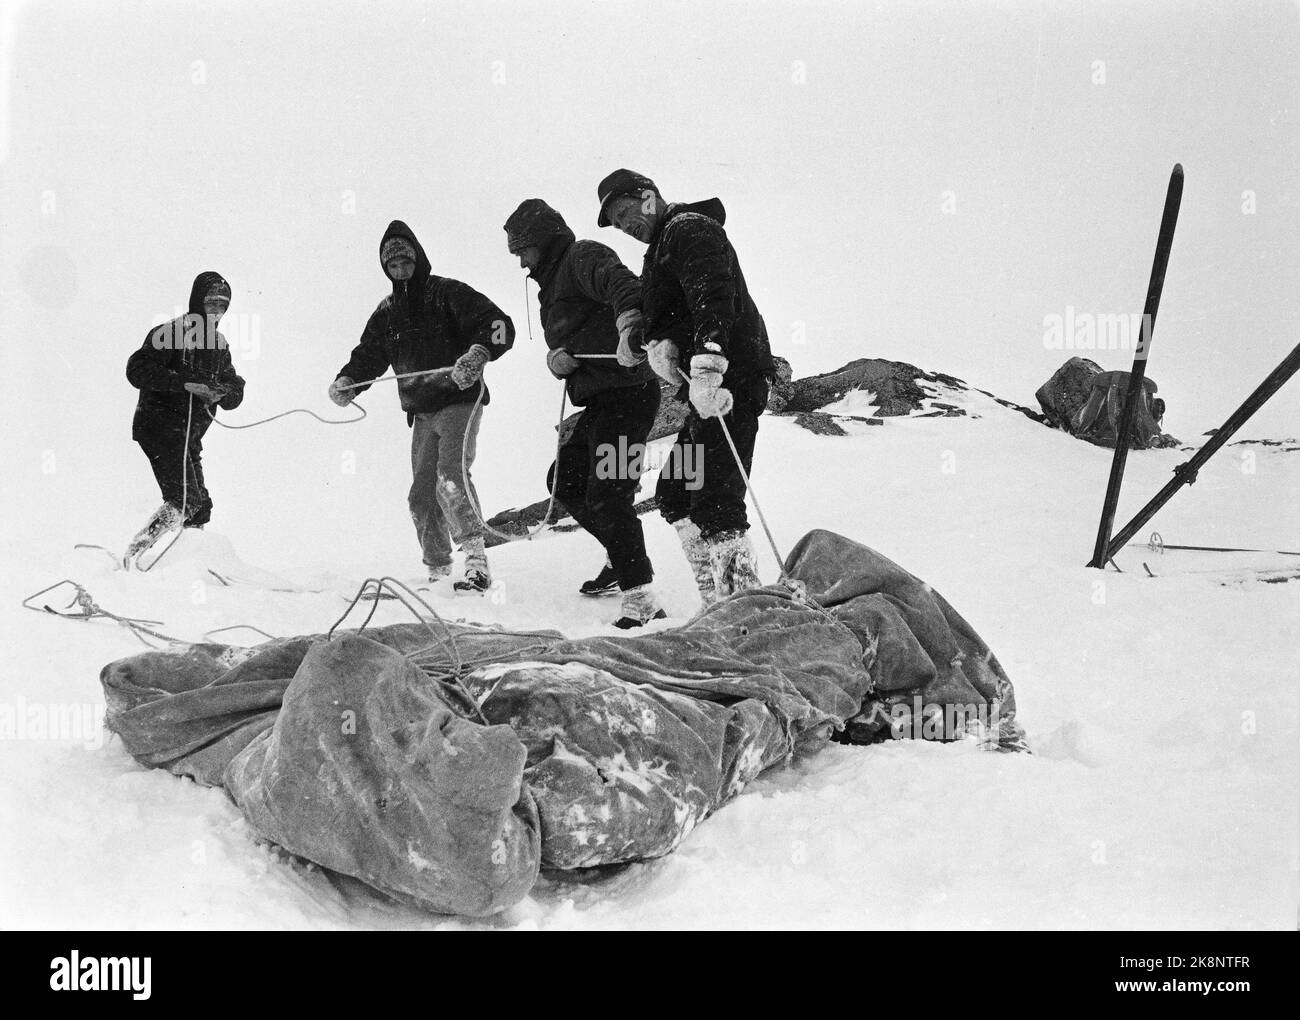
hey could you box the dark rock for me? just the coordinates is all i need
[1227,438,1299,452]
[766,356,796,413]
[792,412,848,436]
[968,387,1050,424]
[1036,356,1103,431]
[778,358,957,417]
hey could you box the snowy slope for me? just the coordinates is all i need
[2,385,1296,930]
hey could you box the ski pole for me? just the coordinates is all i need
[676,367,787,577]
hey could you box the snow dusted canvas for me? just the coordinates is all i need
[0,0,1296,931]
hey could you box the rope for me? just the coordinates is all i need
[203,399,367,428]
[130,396,194,572]
[21,579,182,648]
[329,576,490,724]
[675,367,788,578]
[134,528,184,572]
[204,624,278,642]
[182,393,192,523]
[523,274,533,341]
[127,390,367,570]
[460,379,568,545]
[332,370,446,392]
[666,366,870,659]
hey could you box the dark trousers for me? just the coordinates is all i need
[657,375,768,540]
[136,417,213,526]
[548,381,660,590]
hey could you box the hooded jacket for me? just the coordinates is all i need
[504,199,654,406]
[338,221,515,420]
[639,199,773,388]
[126,271,246,440]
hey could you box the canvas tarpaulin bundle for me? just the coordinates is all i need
[99,530,1027,916]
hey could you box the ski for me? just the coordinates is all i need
[1087,164,1184,568]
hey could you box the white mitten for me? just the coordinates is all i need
[688,353,732,417]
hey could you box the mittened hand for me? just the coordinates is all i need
[184,382,221,404]
[689,378,734,418]
[615,309,647,368]
[328,377,354,406]
[546,348,580,378]
[645,339,681,385]
[686,352,731,417]
[451,344,491,389]
[689,352,729,381]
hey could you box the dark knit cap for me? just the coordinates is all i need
[596,168,658,227]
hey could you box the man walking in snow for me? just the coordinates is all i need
[503,198,664,628]
[597,170,774,603]
[328,221,515,591]
[125,270,245,562]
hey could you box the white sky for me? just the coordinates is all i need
[1,0,1296,555]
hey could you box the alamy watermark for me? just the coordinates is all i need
[1043,306,1152,355]
[595,437,704,490]
[149,309,261,359]
[50,951,151,999]
[0,697,105,750]
[889,696,1004,744]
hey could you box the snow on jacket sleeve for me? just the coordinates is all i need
[337,303,393,395]
[662,214,739,356]
[571,240,642,316]
[444,279,515,359]
[126,324,190,393]
[215,337,245,411]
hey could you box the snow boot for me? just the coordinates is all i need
[454,568,491,593]
[579,557,620,596]
[453,537,491,593]
[707,528,763,599]
[673,518,716,606]
[123,503,183,567]
[427,563,452,584]
[612,583,666,629]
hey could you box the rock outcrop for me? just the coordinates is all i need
[483,356,1047,541]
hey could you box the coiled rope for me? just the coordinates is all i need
[330,576,546,725]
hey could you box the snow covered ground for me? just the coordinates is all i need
[2,383,1295,930]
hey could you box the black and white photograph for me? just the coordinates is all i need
[1,0,1296,944]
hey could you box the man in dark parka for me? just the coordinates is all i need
[597,170,774,604]
[504,198,663,627]
[329,220,515,591]
[124,270,245,558]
